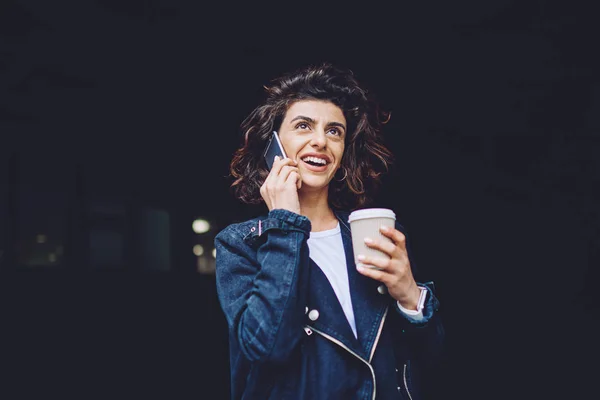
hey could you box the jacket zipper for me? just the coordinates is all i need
[304,307,388,400]
[403,363,413,400]
[307,326,377,400]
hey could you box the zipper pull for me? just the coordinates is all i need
[303,326,313,336]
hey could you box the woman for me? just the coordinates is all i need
[214,63,444,399]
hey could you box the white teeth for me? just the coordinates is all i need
[302,156,327,165]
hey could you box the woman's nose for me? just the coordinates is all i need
[310,130,327,148]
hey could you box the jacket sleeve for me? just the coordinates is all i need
[393,222,445,366]
[214,209,312,365]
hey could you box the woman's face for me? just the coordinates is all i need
[277,100,346,192]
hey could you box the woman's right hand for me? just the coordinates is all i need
[260,156,302,214]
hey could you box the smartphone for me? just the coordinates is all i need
[263,131,287,171]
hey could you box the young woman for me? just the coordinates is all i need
[214,63,444,399]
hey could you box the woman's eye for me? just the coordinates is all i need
[296,123,309,130]
[328,128,341,136]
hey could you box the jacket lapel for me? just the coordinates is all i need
[336,211,390,359]
[306,257,363,357]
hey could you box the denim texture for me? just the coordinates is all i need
[215,208,445,399]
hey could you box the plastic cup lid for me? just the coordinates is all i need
[348,208,396,222]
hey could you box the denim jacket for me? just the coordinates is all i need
[215,208,445,400]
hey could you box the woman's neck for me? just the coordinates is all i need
[298,189,338,232]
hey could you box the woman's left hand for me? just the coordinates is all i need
[356,226,422,310]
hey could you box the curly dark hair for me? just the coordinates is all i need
[229,62,394,210]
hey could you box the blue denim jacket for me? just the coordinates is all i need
[215,209,444,399]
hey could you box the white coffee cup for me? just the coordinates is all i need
[348,208,396,269]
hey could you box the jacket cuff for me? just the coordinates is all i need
[395,282,439,327]
[266,209,312,234]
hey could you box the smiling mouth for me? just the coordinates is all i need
[301,156,329,167]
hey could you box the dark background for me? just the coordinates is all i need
[1,1,599,399]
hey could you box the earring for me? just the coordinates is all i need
[336,167,348,182]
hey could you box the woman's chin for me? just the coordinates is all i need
[298,178,332,194]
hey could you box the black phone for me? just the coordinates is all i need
[263,131,287,171]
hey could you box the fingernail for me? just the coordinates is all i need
[356,264,365,271]
[380,226,389,232]
[364,237,373,244]
[357,254,365,261]
[274,155,280,161]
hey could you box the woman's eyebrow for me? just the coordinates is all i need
[327,121,346,131]
[290,116,346,131]
[290,115,315,124]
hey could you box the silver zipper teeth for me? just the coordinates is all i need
[404,363,413,400]
[307,326,377,400]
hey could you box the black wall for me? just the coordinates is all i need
[1,1,599,399]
